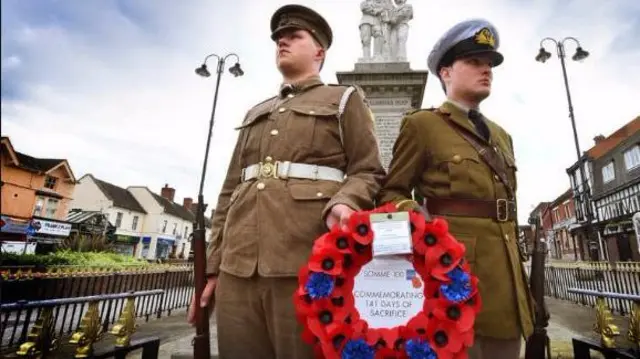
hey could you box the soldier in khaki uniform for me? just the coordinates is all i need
[377,19,535,359]
[187,4,386,359]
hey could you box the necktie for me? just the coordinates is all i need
[468,109,490,141]
[279,84,295,98]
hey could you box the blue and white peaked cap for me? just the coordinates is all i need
[427,18,504,77]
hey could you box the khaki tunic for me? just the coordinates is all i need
[377,101,535,340]
[207,76,385,278]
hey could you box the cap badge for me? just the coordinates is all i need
[474,27,495,48]
[278,14,290,27]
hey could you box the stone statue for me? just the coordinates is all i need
[358,0,413,63]
[388,0,413,62]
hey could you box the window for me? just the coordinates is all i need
[132,216,139,230]
[624,145,640,171]
[184,225,189,238]
[44,176,57,190]
[172,223,177,235]
[602,162,615,183]
[33,197,44,216]
[162,220,167,233]
[45,198,59,218]
[115,212,123,228]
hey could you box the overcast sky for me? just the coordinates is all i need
[2,0,639,223]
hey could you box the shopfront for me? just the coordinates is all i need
[594,182,640,261]
[155,237,175,259]
[111,234,139,256]
[1,215,29,241]
[28,217,72,253]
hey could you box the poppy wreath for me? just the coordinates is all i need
[293,203,481,359]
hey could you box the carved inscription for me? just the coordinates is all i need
[369,97,412,170]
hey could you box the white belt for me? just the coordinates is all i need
[241,161,345,182]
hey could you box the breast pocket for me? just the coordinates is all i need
[443,146,491,198]
[286,104,340,155]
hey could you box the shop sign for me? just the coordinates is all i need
[114,234,140,244]
[31,218,72,237]
[0,216,29,234]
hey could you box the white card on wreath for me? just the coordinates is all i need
[370,212,412,257]
[353,257,424,328]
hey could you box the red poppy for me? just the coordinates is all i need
[315,323,354,359]
[347,210,374,245]
[412,217,448,255]
[464,290,482,315]
[307,298,351,341]
[424,233,465,281]
[409,210,426,245]
[309,246,344,276]
[432,301,476,333]
[405,312,431,340]
[372,202,398,214]
[351,319,369,337]
[411,253,428,279]
[351,242,373,268]
[301,321,318,345]
[312,343,327,359]
[293,287,315,317]
[316,226,355,255]
[426,318,464,359]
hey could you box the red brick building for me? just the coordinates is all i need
[548,189,580,260]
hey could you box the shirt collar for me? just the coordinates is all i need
[446,98,480,114]
[279,75,323,98]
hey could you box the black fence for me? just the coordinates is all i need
[526,261,640,316]
[0,264,194,355]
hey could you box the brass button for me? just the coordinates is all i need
[257,183,265,190]
[316,192,323,197]
[452,154,461,163]
[287,94,294,98]
[494,174,499,181]
[504,234,510,241]
[309,110,315,115]
[270,129,279,136]
[278,107,286,113]
[265,156,273,162]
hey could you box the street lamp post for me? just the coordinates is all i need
[192,53,243,359]
[534,37,596,260]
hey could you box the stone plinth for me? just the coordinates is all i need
[336,61,429,170]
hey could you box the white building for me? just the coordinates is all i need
[127,184,212,260]
[69,174,148,256]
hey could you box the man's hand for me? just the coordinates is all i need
[187,276,217,326]
[325,203,356,231]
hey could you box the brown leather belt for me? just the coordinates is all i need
[423,197,516,222]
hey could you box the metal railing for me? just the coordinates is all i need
[1,290,164,358]
[525,261,640,315]
[0,264,194,355]
[566,288,639,358]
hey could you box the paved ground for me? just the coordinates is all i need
[116,297,634,359]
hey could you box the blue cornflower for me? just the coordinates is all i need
[440,266,472,302]
[305,272,335,299]
[405,338,437,359]
[341,338,374,359]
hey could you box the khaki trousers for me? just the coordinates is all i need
[215,271,315,359]
[468,335,523,359]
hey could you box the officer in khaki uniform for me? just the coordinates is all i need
[377,19,535,359]
[187,4,386,359]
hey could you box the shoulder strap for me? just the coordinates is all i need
[432,109,515,198]
[336,86,357,148]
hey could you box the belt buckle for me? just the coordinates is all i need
[496,199,509,222]
[258,162,278,179]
